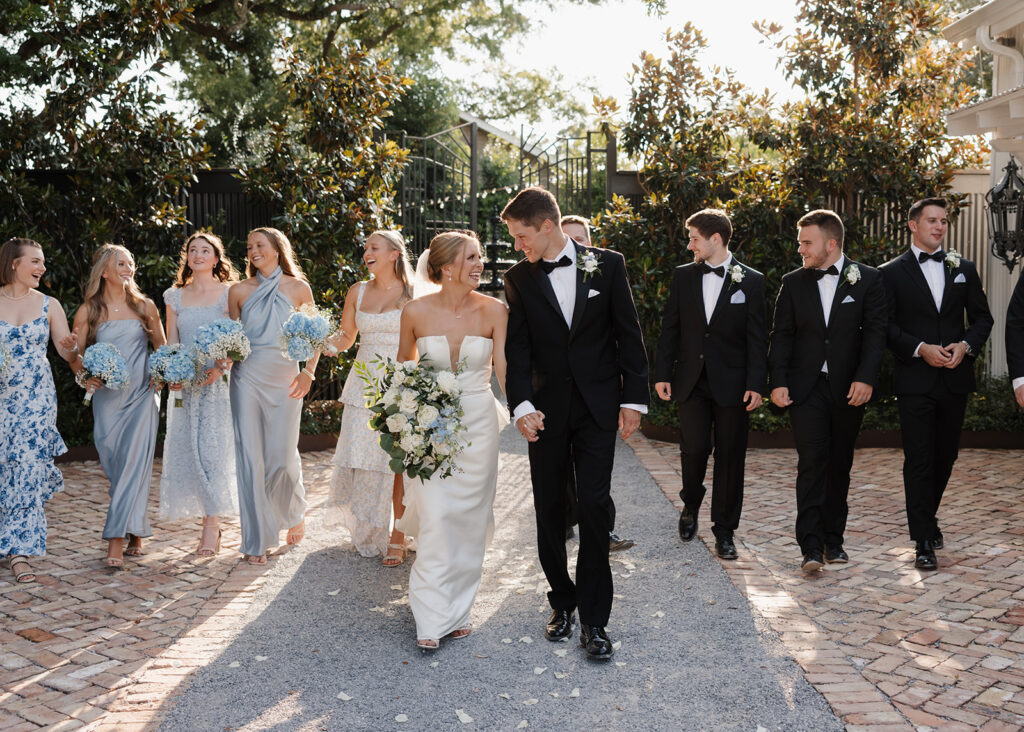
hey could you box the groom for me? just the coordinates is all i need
[502,187,649,660]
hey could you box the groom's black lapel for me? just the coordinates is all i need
[569,243,590,339]
[529,261,567,326]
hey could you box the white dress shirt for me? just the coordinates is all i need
[910,244,945,358]
[702,254,732,323]
[816,255,844,373]
[512,236,647,422]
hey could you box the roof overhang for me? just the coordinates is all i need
[948,85,1024,137]
[944,0,1024,47]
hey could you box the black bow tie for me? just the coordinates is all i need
[812,265,839,281]
[539,255,573,274]
[918,250,945,263]
[697,262,725,278]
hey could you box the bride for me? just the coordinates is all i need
[395,230,509,650]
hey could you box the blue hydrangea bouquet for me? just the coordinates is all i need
[77,342,130,405]
[357,356,468,481]
[194,318,251,382]
[280,303,335,362]
[149,343,202,408]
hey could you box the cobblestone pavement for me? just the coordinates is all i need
[633,437,1024,732]
[3,441,1023,731]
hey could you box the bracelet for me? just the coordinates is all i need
[302,368,316,380]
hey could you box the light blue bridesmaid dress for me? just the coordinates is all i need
[92,318,159,540]
[230,267,307,557]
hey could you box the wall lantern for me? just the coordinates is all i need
[986,155,1024,273]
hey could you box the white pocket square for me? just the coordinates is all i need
[842,295,855,304]
[954,273,966,284]
[730,290,746,304]
[588,289,600,299]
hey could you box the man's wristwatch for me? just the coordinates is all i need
[961,340,973,356]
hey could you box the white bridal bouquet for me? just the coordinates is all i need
[194,318,251,381]
[357,357,468,481]
[280,304,335,362]
[149,343,202,408]
[77,343,130,405]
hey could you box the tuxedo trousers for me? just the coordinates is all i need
[897,382,967,541]
[789,375,864,554]
[529,384,615,627]
[676,372,748,538]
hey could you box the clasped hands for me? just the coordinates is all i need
[919,342,969,370]
[515,406,642,442]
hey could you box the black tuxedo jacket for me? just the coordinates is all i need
[879,250,993,395]
[653,259,768,406]
[1007,274,1024,383]
[504,242,649,432]
[769,259,887,405]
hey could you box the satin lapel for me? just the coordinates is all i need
[901,251,937,312]
[689,266,708,325]
[938,260,955,314]
[568,244,590,338]
[806,268,828,331]
[707,267,734,327]
[826,258,848,330]
[529,263,567,327]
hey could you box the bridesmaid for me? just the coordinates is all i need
[160,232,239,555]
[228,227,316,565]
[0,238,80,583]
[71,244,164,568]
[324,230,413,564]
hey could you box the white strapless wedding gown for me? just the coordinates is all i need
[396,335,509,640]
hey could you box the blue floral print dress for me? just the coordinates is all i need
[0,296,67,557]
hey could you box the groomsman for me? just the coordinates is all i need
[880,197,993,570]
[653,209,767,560]
[769,210,886,574]
[1007,273,1024,409]
[560,214,635,553]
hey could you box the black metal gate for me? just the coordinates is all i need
[519,130,610,219]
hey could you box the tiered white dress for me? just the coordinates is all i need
[397,335,509,640]
[327,283,402,556]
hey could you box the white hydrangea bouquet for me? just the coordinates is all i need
[280,303,335,361]
[194,318,251,382]
[357,356,468,481]
[77,342,130,405]
[149,343,202,408]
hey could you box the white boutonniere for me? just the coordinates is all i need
[576,250,601,281]
[729,264,744,289]
[945,249,961,271]
[843,264,861,285]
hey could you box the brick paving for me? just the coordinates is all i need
[0,451,334,732]
[4,442,1024,730]
[631,435,1024,732]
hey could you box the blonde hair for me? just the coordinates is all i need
[83,244,151,346]
[0,238,42,286]
[173,231,239,287]
[426,230,479,284]
[367,230,414,300]
[247,227,307,281]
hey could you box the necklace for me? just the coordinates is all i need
[108,300,125,313]
[1,286,31,301]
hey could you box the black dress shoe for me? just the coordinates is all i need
[801,551,824,574]
[915,540,937,571]
[824,545,849,564]
[579,624,614,660]
[678,507,697,542]
[609,532,635,553]
[932,531,944,550]
[715,536,738,560]
[545,609,575,641]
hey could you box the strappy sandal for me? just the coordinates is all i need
[382,543,407,567]
[450,625,472,640]
[9,556,36,583]
[417,638,439,650]
[286,521,305,546]
[124,534,143,557]
[245,554,268,565]
[196,525,222,557]
[106,539,124,568]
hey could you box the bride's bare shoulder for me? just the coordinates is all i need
[473,291,508,314]
[401,294,437,318]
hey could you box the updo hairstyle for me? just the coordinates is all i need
[426,230,479,284]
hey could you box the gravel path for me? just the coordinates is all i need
[160,424,842,731]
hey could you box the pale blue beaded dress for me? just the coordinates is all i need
[0,296,67,557]
[159,286,238,521]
